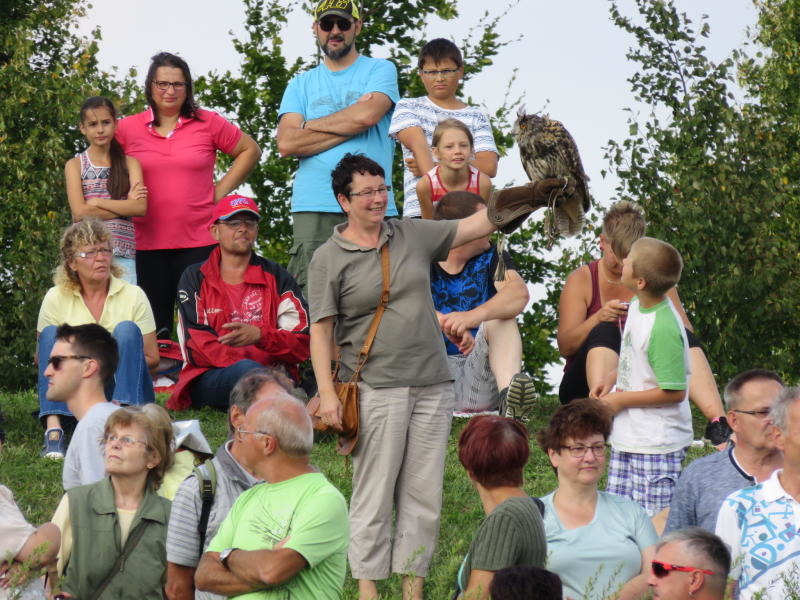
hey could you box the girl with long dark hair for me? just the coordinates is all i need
[65,96,147,283]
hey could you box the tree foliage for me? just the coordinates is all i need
[0,0,137,389]
[605,0,800,383]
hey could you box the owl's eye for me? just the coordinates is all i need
[520,124,526,129]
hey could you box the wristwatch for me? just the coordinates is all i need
[219,547,238,569]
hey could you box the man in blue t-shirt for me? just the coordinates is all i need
[430,191,536,420]
[277,0,399,291]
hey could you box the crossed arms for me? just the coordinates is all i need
[195,547,307,596]
[277,91,393,158]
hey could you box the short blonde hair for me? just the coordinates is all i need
[104,404,175,491]
[602,201,645,260]
[630,237,683,296]
[54,218,122,290]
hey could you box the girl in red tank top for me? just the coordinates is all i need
[415,118,491,218]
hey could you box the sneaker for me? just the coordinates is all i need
[501,373,537,422]
[41,427,66,459]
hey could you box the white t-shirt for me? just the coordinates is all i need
[609,297,692,453]
[716,470,800,600]
[63,402,120,490]
[388,96,497,217]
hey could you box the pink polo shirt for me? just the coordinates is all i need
[116,108,242,251]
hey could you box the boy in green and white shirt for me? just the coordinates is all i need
[594,237,692,516]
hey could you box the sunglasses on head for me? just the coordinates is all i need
[47,355,91,370]
[651,560,715,578]
[318,17,353,32]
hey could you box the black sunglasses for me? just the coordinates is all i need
[318,17,353,32]
[651,560,715,578]
[48,355,91,370]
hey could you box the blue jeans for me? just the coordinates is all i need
[38,321,155,418]
[189,359,264,409]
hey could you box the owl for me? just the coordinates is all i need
[513,109,592,239]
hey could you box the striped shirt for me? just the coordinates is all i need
[388,97,497,217]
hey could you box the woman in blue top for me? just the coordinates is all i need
[536,398,658,600]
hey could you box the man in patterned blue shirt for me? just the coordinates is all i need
[716,386,800,600]
[430,191,536,420]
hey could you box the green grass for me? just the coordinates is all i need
[0,391,713,599]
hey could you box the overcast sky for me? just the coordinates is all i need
[78,0,758,388]
[79,0,757,202]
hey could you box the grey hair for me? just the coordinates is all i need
[659,527,731,591]
[723,369,784,411]
[227,367,295,437]
[252,393,313,458]
[770,385,800,435]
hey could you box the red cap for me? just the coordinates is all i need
[209,195,260,228]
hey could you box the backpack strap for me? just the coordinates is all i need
[531,496,545,518]
[193,461,217,551]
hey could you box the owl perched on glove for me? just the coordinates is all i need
[513,110,592,238]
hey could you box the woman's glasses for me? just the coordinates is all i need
[562,443,607,458]
[651,560,715,578]
[152,81,186,91]
[104,434,148,447]
[76,247,112,260]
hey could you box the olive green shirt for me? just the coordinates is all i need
[309,218,457,387]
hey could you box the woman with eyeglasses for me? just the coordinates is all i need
[536,398,658,600]
[116,51,261,338]
[36,219,158,459]
[50,404,174,599]
[309,154,564,600]
[455,415,546,599]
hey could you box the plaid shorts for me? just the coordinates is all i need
[606,447,687,516]
[447,327,499,416]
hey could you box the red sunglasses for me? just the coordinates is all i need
[652,560,715,578]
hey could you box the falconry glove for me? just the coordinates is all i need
[487,177,569,234]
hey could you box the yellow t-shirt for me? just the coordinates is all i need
[37,276,156,335]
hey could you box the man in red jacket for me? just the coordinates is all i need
[167,195,310,410]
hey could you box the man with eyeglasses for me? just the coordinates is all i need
[166,369,293,600]
[196,392,348,599]
[665,369,784,534]
[648,527,730,600]
[277,0,400,293]
[716,386,800,600]
[167,195,310,411]
[44,323,121,490]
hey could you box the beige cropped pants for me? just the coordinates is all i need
[347,380,454,580]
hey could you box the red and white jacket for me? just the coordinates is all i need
[166,247,310,410]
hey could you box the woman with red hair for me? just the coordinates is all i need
[455,415,546,599]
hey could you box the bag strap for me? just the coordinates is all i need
[194,461,218,551]
[351,244,390,380]
[89,519,152,600]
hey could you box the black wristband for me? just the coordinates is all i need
[704,416,732,446]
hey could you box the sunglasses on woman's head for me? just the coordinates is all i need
[651,560,715,578]
[318,17,352,31]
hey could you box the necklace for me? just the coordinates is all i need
[599,261,622,285]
